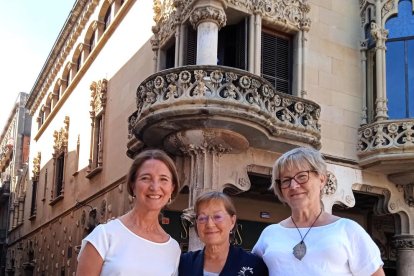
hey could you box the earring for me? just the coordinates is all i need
[168,198,172,205]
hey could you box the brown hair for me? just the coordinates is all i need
[270,147,327,203]
[126,149,180,201]
[194,191,237,234]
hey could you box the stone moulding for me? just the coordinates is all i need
[128,65,321,150]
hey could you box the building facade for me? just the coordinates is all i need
[4,0,414,275]
[0,92,31,276]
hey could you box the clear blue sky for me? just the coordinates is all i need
[0,0,75,131]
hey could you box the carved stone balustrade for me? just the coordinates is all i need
[358,119,414,183]
[127,65,321,155]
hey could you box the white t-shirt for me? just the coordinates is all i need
[78,219,181,276]
[252,218,383,276]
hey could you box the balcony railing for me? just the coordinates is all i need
[128,65,321,153]
[358,118,414,176]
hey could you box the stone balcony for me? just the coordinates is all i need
[358,119,414,184]
[127,65,321,156]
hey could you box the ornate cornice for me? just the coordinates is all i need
[53,116,70,155]
[189,6,226,30]
[90,78,108,117]
[27,0,99,115]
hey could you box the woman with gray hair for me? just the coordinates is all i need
[179,191,268,276]
[252,147,385,276]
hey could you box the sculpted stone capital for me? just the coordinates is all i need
[189,6,226,30]
[392,235,414,250]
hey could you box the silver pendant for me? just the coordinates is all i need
[293,241,306,260]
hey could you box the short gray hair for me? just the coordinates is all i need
[270,147,327,203]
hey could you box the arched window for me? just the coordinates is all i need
[385,0,414,119]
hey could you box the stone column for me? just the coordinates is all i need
[393,235,414,276]
[299,13,310,98]
[164,128,250,251]
[254,13,262,75]
[360,40,368,124]
[190,2,226,65]
[371,0,389,121]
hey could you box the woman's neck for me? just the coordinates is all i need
[291,207,323,227]
[204,243,230,260]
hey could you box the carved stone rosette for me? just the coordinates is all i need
[323,171,337,195]
[189,6,226,30]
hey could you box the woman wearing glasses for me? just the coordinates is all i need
[252,147,385,276]
[179,191,268,276]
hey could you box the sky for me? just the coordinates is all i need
[0,0,75,132]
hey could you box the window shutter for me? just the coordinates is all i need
[185,26,197,65]
[261,32,291,94]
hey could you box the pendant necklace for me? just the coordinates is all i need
[291,209,323,261]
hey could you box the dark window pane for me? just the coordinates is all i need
[386,41,406,119]
[165,43,175,69]
[218,20,247,70]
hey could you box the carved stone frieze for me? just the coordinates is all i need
[32,152,41,179]
[90,78,108,117]
[53,116,70,155]
[392,235,414,250]
[189,6,226,30]
[358,119,414,155]
[130,65,321,149]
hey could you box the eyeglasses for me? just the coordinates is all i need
[196,213,228,224]
[275,170,316,189]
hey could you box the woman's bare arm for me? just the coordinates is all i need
[371,267,385,276]
[76,242,103,276]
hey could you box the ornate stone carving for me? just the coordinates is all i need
[392,235,414,249]
[53,116,70,155]
[28,0,99,115]
[32,152,41,180]
[323,171,337,195]
[131,65,321,148]
[153,0,311,48]
[381,0,396,19]
[358,119,414,155]
[370,22,389,45]
[189,6,226,29]
[90,78,108,116]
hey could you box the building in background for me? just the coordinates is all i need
[3,0,414,275]
[0,92,31,276]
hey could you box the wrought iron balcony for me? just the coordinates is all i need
[128,65,321,155]
[358,119,414,179]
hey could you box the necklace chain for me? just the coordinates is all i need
[291,209,323,243]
